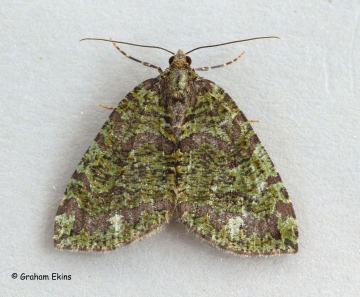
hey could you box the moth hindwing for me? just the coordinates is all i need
[54,40,298,255]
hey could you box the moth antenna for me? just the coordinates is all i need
[195,51,245,71]
[186,36,280,54]
[110,40,163,72]
[80,37,175,55]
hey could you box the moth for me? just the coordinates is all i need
[54,37,298,255]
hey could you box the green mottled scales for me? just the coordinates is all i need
[54,49,298,255]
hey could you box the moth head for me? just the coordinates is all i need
[169,49,192,69]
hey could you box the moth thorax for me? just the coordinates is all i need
[169,101,186,138]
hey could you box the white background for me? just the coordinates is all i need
[1,1,359,296]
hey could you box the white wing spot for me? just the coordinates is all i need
[108,214,124,233]
[226,217,244,238]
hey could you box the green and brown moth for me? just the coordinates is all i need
[54,37,298,255]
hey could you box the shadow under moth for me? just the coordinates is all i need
[54,36,298,256]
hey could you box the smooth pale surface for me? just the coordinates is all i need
[1,1,359,296]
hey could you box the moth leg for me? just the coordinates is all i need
[111,40,163,72]
[194,51,245,71]
[99,104,115,110]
